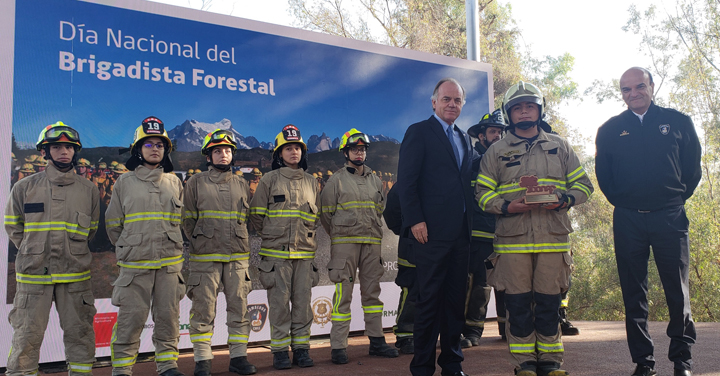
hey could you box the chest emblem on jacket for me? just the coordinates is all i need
[620,130,629,137]
[659,124,670,135]
[503,150,522,157]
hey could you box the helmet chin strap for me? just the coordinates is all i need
[344,151,365,167]
[513,120,538,130]
[43,146,76,171]
[211,162,231,172]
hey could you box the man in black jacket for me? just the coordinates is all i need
[397,78,478,376]
[595,67,701,376]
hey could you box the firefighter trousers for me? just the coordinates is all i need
[186,260,253,361]
[487,252,571,369]
[393,264,417,341]
[257,257,318,353]
[110,266,185,376]
[7,280,96,376]
[327,243,384,349]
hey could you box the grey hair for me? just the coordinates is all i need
[431,78,467,104]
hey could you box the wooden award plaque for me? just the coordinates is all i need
[519,175,558,204]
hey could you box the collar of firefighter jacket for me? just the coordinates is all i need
[208,165,231,184]
[45,161,77,186]
[507,127,551,146]
[278,166,306,180]
[134,164,164,183]
[344,162,374,177]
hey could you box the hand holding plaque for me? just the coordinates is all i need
[519,175,559,204]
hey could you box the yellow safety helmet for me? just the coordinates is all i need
[234,169,243,176]
[193,169,201,174]
[25,154,38,163]
[36,122,82,151]
[130,116,172,151]
[33,156,48,167]
[339,128,370,151]
[20,163,35,173]
[186,169,194,176]
[113,163,129,174]
[99,162,107,169]
[77,158,91,167]
[272,124,308,170]
[11,153,16,161]
[253,168,262,176]
[110,161,119,168]
[202,129,237,156]
[327,170,333,176]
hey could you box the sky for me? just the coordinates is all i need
[148,0,668,153]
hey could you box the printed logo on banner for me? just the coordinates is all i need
[94,312,118,347]
[312,297,332,327]
[248,304,268,332]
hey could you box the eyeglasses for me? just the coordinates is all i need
[143,142,165,150]
[349,147,367,154]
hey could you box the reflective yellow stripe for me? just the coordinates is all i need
[4,214,22,225]
[23,221,90,236]
[249,207,267,215]
[322,201,382,214]
[271,336,291,348]
[117,255,184,269]
[537,341,564,353]
[397,257,415,268]
[265,209,316,221]
[509,343,535,353]
[572,182,592,197]
[228,334,248,343]
[259,248,314,259]
[479,190,500,211]
[362,305,383,314]
[156,351,179,361]
[566,166,586,183]
[189,253,249,262]
[332,283,351,321]
[125,211,181,225]
[16,271,91,284]
[494,243,570,253]
[190,333,213,343]
[292,335,310,344]
[331,236,381,245]
[69,362,93,373]
[476,174,497,190]
[472,230,494,239]
[193,210,247,221]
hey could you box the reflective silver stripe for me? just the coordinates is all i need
[259,248,314,259]
[118,255,184,269]
[228,334,248,343]
[331,236,381,245]
[16,271,91,284]
[155,351,179,361]
[189,253,249,263]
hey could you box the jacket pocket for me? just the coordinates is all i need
[327,258,350,284]
[69,212,92,242]
[257,259,276,289]
[115,233,142,260]
[170,196,183,226]
[547,212,573,235]
[239,198,250,224]
[494,216,527,237]
[185,273,202,299]
[111,271,137,306]
[331,215,357,227]
[262,226,285,240]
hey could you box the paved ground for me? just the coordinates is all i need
[37,321,720,376]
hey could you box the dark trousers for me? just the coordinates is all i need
[614,205,696,370]
[394,265,417,340]
[463,240,494,338]
[410,233,470,376]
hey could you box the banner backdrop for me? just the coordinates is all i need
[0,0,493,366]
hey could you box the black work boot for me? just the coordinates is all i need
[194,360,211,376]
[331,348,349,364]
[559,308,580,336]
[395,337,414,354]
[369,336,399,358]
[229,356,257,375]
[272,351,292,370]
[292,349,314,368]
[160,368,186,376]
[459,334,472,348]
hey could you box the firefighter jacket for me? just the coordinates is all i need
[475,129,593,253]
[249,167,320,259]
[319,164,385,245]
[105,165,184,269]
[471,142,496,242]
[182,166,251,262]
[4,162,100,284]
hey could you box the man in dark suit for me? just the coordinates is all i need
[397,78,478,376]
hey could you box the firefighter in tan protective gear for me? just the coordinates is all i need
[249,124,320,370]
[476,82,593,376]
[183,129,257,376]
[105,117,186,376]
[4,122,100,376]
[320,129,399,365]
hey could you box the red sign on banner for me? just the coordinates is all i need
[94,313,117,347]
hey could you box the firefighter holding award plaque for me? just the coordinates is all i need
[474,81,593,376]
